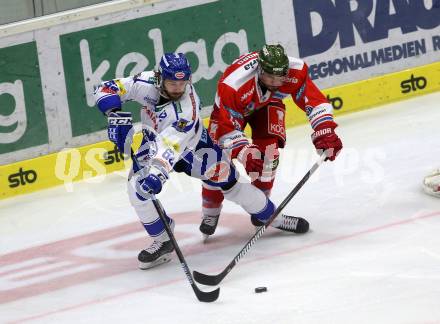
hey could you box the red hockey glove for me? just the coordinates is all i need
[237,144,264,175]
[311,121,342,161]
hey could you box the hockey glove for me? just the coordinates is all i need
[237,144,264,175]
[311,121,342,161]
[107,111,133,154]
[139,165,169,196]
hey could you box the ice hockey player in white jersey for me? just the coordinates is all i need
[423,169,440,197]
[94,53,309,269]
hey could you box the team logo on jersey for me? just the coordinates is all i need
[177,119,188,129]
[305,106,314,116]
[267,105,286,141]
[172,118,192,133]
[174,71,186,79]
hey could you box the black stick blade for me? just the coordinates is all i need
[194,286,220,302]
[193,270,225,286]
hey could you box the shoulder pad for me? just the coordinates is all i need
[134,71,159,85]
[288,57,305,71]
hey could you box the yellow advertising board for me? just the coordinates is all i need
[1,61,439,200]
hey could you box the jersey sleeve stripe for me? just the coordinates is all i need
[311,115,334,129]
[189,87,197,121]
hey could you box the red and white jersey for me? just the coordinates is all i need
[209,51,334,152]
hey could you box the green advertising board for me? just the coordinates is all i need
[0,42,47,154]
[60,0,266,137]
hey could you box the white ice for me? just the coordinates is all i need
[1,92,439,324]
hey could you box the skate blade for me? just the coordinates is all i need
[202,234,210,243]
[139,254,172,270]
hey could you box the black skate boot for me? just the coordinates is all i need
[138,240,174,269]
[199,214,220,242]
[273,214,309,233]
[251,214,309,233]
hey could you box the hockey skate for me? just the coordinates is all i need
[251,214,309,234]
[199,214,220,242]
[138,240,174,269]
[423,169,440,197]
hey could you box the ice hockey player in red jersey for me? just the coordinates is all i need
[200,44,343,238]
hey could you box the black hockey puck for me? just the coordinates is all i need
[255,287,267,293]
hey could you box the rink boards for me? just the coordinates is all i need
[1,60,439,200]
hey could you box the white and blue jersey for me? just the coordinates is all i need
[94,71,236,188]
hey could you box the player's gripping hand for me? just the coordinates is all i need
[107,111,133,154]
[139,165,169,196]
[311,121,343,161]
[237,144,264,174]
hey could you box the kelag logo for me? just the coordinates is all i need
[400,74,427,94]
[8,167,38,188]
[61,0,266,138]
[326,94,343,110]
[293,0,440,57]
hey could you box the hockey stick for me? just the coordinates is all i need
[193,153,327,286]
[130,151,220,302]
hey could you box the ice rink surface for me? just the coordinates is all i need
[1,92,440,324]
